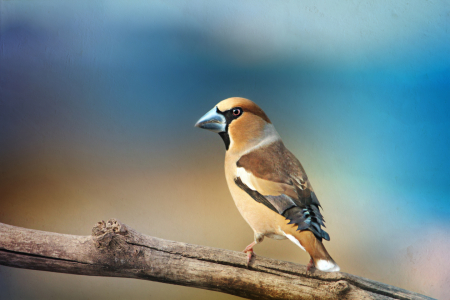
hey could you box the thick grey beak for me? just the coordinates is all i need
[195,106,226,133]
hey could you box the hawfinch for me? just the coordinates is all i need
[195,97,339,272]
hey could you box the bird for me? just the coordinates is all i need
[195,97,339,272]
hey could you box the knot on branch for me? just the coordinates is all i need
[92,219,128,248]
[326,280,350,295]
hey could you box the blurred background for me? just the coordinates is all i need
[1,1,449,299]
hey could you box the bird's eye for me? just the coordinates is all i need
[232,108,242,116]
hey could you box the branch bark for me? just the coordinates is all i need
[0,219,432,300]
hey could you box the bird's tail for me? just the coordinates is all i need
[290,230,340,272]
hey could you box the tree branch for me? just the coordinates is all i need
[0,219,432,300]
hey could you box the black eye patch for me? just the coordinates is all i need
[217,107,243,125]
[216,106,243,151]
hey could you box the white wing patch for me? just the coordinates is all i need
[236,167,257,190]
[283,231,306,251]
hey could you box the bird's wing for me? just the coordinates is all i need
[235,140,329,241]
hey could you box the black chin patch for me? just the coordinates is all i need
[216,107,243,151]
[219,132,230,150]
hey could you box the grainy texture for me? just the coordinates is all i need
[0,220,434,300]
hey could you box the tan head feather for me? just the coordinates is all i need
[215,97,276,153]
[216,97,271,124]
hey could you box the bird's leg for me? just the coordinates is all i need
[306,258,315,272]
[243,241,256,266]
[243,234,264,266]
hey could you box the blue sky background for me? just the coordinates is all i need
[1,1,449,299]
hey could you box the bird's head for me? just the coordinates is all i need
[195,97,276,153]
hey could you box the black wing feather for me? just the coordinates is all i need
[234,177,278,213]
[234,177,330,241]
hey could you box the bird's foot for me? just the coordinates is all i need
[243,241,256,266]
[246,250,254,266]
[243,241,256,253]
[306,258,315,272]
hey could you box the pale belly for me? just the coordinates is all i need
[225,158,288,240]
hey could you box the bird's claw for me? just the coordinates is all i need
[243,241,256,266]
[245,249,254,266]
[306,258,315,272]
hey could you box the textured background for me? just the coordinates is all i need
[1,1,449,299]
